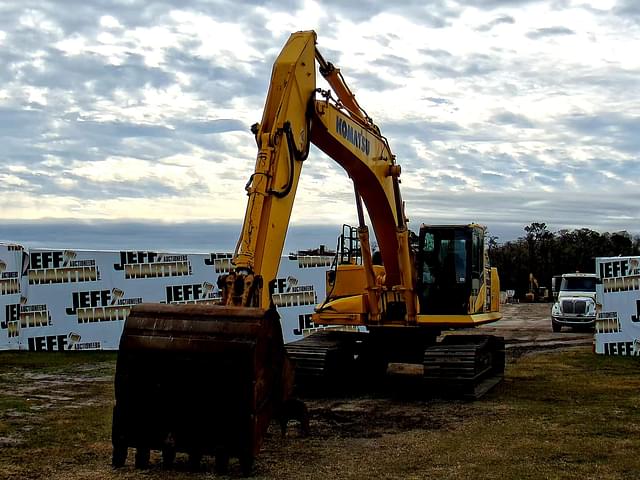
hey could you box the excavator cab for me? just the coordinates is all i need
[417,224,486,315]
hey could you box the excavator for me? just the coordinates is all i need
[111,31,504,475]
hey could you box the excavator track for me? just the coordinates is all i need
[423,334,505,400]
[284,330,362,385]
[287,331,505,400]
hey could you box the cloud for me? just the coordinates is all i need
[614,1,640,22]
[375,54,414,78]
[404,189,640,240]
[490,111,536,129]
[302,0,459,26]
[0,0,639,250]
[563,112,640,155]
[416,52,500,79]
[476,14,516,32]
[0,108,48,138]
[346,71,401,91]
[526,26,575,39]
[464,0,545,7]
[383,119,464,143]
[425,97,452,105]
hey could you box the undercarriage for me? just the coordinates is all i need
[285,329,505,399]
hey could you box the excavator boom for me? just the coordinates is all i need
[230,31,415,322]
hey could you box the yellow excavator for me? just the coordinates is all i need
[111,31,503,475]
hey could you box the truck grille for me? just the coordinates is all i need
[562,299,587,315]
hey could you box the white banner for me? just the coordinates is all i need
[594,256,640,356]
[0,243,334,351]
[0,244,25,349]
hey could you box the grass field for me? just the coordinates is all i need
[1,348,639,479]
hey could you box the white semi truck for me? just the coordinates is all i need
[551,273,598,332]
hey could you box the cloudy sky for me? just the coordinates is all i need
[1,0,639,253]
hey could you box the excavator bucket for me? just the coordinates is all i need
[111,303,293,475]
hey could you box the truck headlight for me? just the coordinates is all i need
[552,302,561,315]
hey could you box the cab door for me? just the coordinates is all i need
[418,226,472,315]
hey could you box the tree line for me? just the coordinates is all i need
[488,223,640,300]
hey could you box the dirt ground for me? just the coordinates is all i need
[477,301,592,354]
[4,302,637,480]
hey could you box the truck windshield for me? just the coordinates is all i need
[561,277,596,292]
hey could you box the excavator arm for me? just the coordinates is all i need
[229,30,416,323]
[232,32,315,283]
